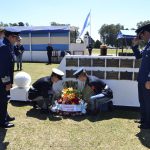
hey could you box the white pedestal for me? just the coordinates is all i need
[10,86,30,101]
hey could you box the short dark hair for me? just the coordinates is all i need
[51,72,62,80]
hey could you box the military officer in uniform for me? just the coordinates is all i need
[0,28,5,46]
[73,68,113,115]
[46,43,53,65]
[0,28,20,128]
[28,68,64,113]
[132,24,150,129]
[14,36,24,71]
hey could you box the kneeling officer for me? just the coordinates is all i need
[28,68,64,112]
[73,68,113,114]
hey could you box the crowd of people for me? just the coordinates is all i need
[0,23,150,130]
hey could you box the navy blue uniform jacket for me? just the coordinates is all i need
[86,76,106,94]
[132,41,150,83]
[14,45,24,56]
[0,38,15,85]
[32,76,53,98]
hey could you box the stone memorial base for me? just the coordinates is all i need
[10,87,30,101]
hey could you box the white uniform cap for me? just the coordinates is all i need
[52,68,64,76]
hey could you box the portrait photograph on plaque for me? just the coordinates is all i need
[79,58,91,67]
[66,58,78,67]
[120,59,133,68]
[92,71,105,79]
[120,71,133,80]
[93,59,105,67]
[106,71,119,80]
[106,59,119,67]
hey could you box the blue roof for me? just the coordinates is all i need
[117,30,136,39]
[4,26,70,33]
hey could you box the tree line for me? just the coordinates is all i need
[1,20,150,48]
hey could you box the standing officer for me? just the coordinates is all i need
[73,68,113,115]
[14,36,24,71]
[0,28,20,128]
[87,44,93,55]
[132,24,150,129]
[46,43,53,65]
[0,27,5,46]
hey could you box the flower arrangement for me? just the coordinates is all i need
[57,87,82,105]
[51,87,87,115]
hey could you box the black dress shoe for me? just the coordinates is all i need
[134,120,143,124]
[32,101,39,109]
[138,124,150,129]
[7,117,15,122]
[0,122,14,128]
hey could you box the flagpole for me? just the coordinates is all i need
[90,10,91,38]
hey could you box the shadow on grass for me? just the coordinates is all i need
[0,128,9,150]
[136,130,150,149]
[10,101,30,107]
[26,108,48,120]
[26,108,63,121]
[60,108,140,122]
[10,101,140,122]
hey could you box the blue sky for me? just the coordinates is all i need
[0,0,149,40]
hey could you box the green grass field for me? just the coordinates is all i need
[84,48,133,56]
[1,63,150,150]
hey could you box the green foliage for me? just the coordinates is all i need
[98,24,124,47]
[94,40,102,48]
[0,21,29,27]
[51,22,70,26]
[137,20,150,28]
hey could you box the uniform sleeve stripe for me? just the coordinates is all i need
[1,76,10,83]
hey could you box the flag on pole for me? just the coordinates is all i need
[79,11,91,38]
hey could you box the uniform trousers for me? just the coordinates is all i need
[16,54,23,70]
[47,53,52,64]
[138,83,150,127]
[31,96,52,109]
[89,93,112,112]
[0,80,8,125]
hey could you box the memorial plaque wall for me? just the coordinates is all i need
[106,59,119,67]
[93,59,105,67]
[106,71,119,80]
[92,71,105,79]
[79,58,91,66]
[120,71,133,80]
[66,58,78,66]
[120,59,133,68]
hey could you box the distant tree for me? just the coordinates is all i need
[18,22,24,26]
[0,22,4,27]
[51,22,70,26]
[3,24,8,27]
[98,24,124,47]
[137,20,150,28]
[25,22,29,26]
[70,26,79,43]
[9,23,18,26]
[94,40,102,48]
[0,22,9,27]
